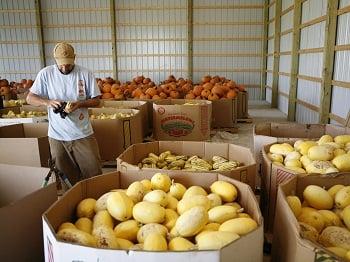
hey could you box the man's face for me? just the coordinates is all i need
[58,64,74,75]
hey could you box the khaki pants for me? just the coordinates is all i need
[49,134,102,186]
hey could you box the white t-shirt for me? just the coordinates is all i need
[30,64,101,141]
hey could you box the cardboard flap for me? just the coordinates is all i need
[0,183,56,262]
[0,164,51,206]
[101,100,147,108]
[324,124,350,136]
[89,107,140,116]
[23,122,49,137]
[0,123,24,137]
[45,173,120,232]
[21,105,47,112]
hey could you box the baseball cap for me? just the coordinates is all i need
[53,42,75,65]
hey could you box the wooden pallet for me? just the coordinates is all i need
[237,117,253,123]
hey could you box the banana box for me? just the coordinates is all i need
[42,171,263,262]
[117,141,257,189]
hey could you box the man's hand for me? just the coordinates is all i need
[45,99,62,109]
[64,101,80,113]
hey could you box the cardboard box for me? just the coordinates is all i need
[153,99,212,141]
[43,171,263,262]
[0,105,48,126]
[117,141,257,189]
[211,98,237,128]
[129,98,154,133]
[0,123,50,167]
[0,163,57,262]
[254,122,350,175]
[237,91,248,119]
[90,108,143,162]
[100,100,150,137]
[272,173,350,262]
[260,137,349,233]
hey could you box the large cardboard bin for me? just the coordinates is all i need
[211,98,237,128]
[90,108,143,162]
[117,141,257,189]
[237,91,248,119]
[0,164,57,262]
[272,173,350,262]
[0,105,47,126]
[100,100,149,137]
[153,99,211,141]
[0,123,50,167]
[254,122,350,177]
[43,171,263,262]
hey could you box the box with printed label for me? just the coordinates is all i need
[153,99,211,141]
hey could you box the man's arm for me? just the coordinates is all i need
[66,97,100,112]
[26,91,61,109]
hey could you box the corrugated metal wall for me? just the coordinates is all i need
[330,0,350,125]
[277,0,294,114]
[193,0,264,100]
[115,0,188,82]
[0,0,42,80]
[265,0,275,103]
[40,0,113,79]
[295,0,326,123]
[0,0,264,101]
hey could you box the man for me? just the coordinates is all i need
[27,42,102,185]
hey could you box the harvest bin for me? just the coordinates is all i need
[272,173,350,262]
[99,100,149,137]
[0,164,56,262]
[261,140,349,233]
[89,108,143,162]
[254,122,350,172]
[117,141,257,189]
[43,171,263,262]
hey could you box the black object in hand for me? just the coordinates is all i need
[53,102,68,119]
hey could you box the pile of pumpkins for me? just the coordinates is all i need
[268,135,350,174]
[0,78,33,98]
[97,75,246,101]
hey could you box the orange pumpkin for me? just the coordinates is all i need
[111,85,121,95]
[132,88,143,98]
[201,89,210,98]
[143,78,151,84]
[152,95,161,100]
[208,94,219,101]
[203,83,213,91]
[170,90,180,99]
[211,85,224,97]
[193,85,203,96]
[159,92,167,99]
[145,87,157,97]
[236,84,246,92]
[102,84,112,93]
[201,75,211,83]
[140,93,151,99]
[101,93,114,99]
[185,93,195,99]
[226,90,237,99]
[114,94,124,100]
[0,86,10,95]
[181,83,191,93]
